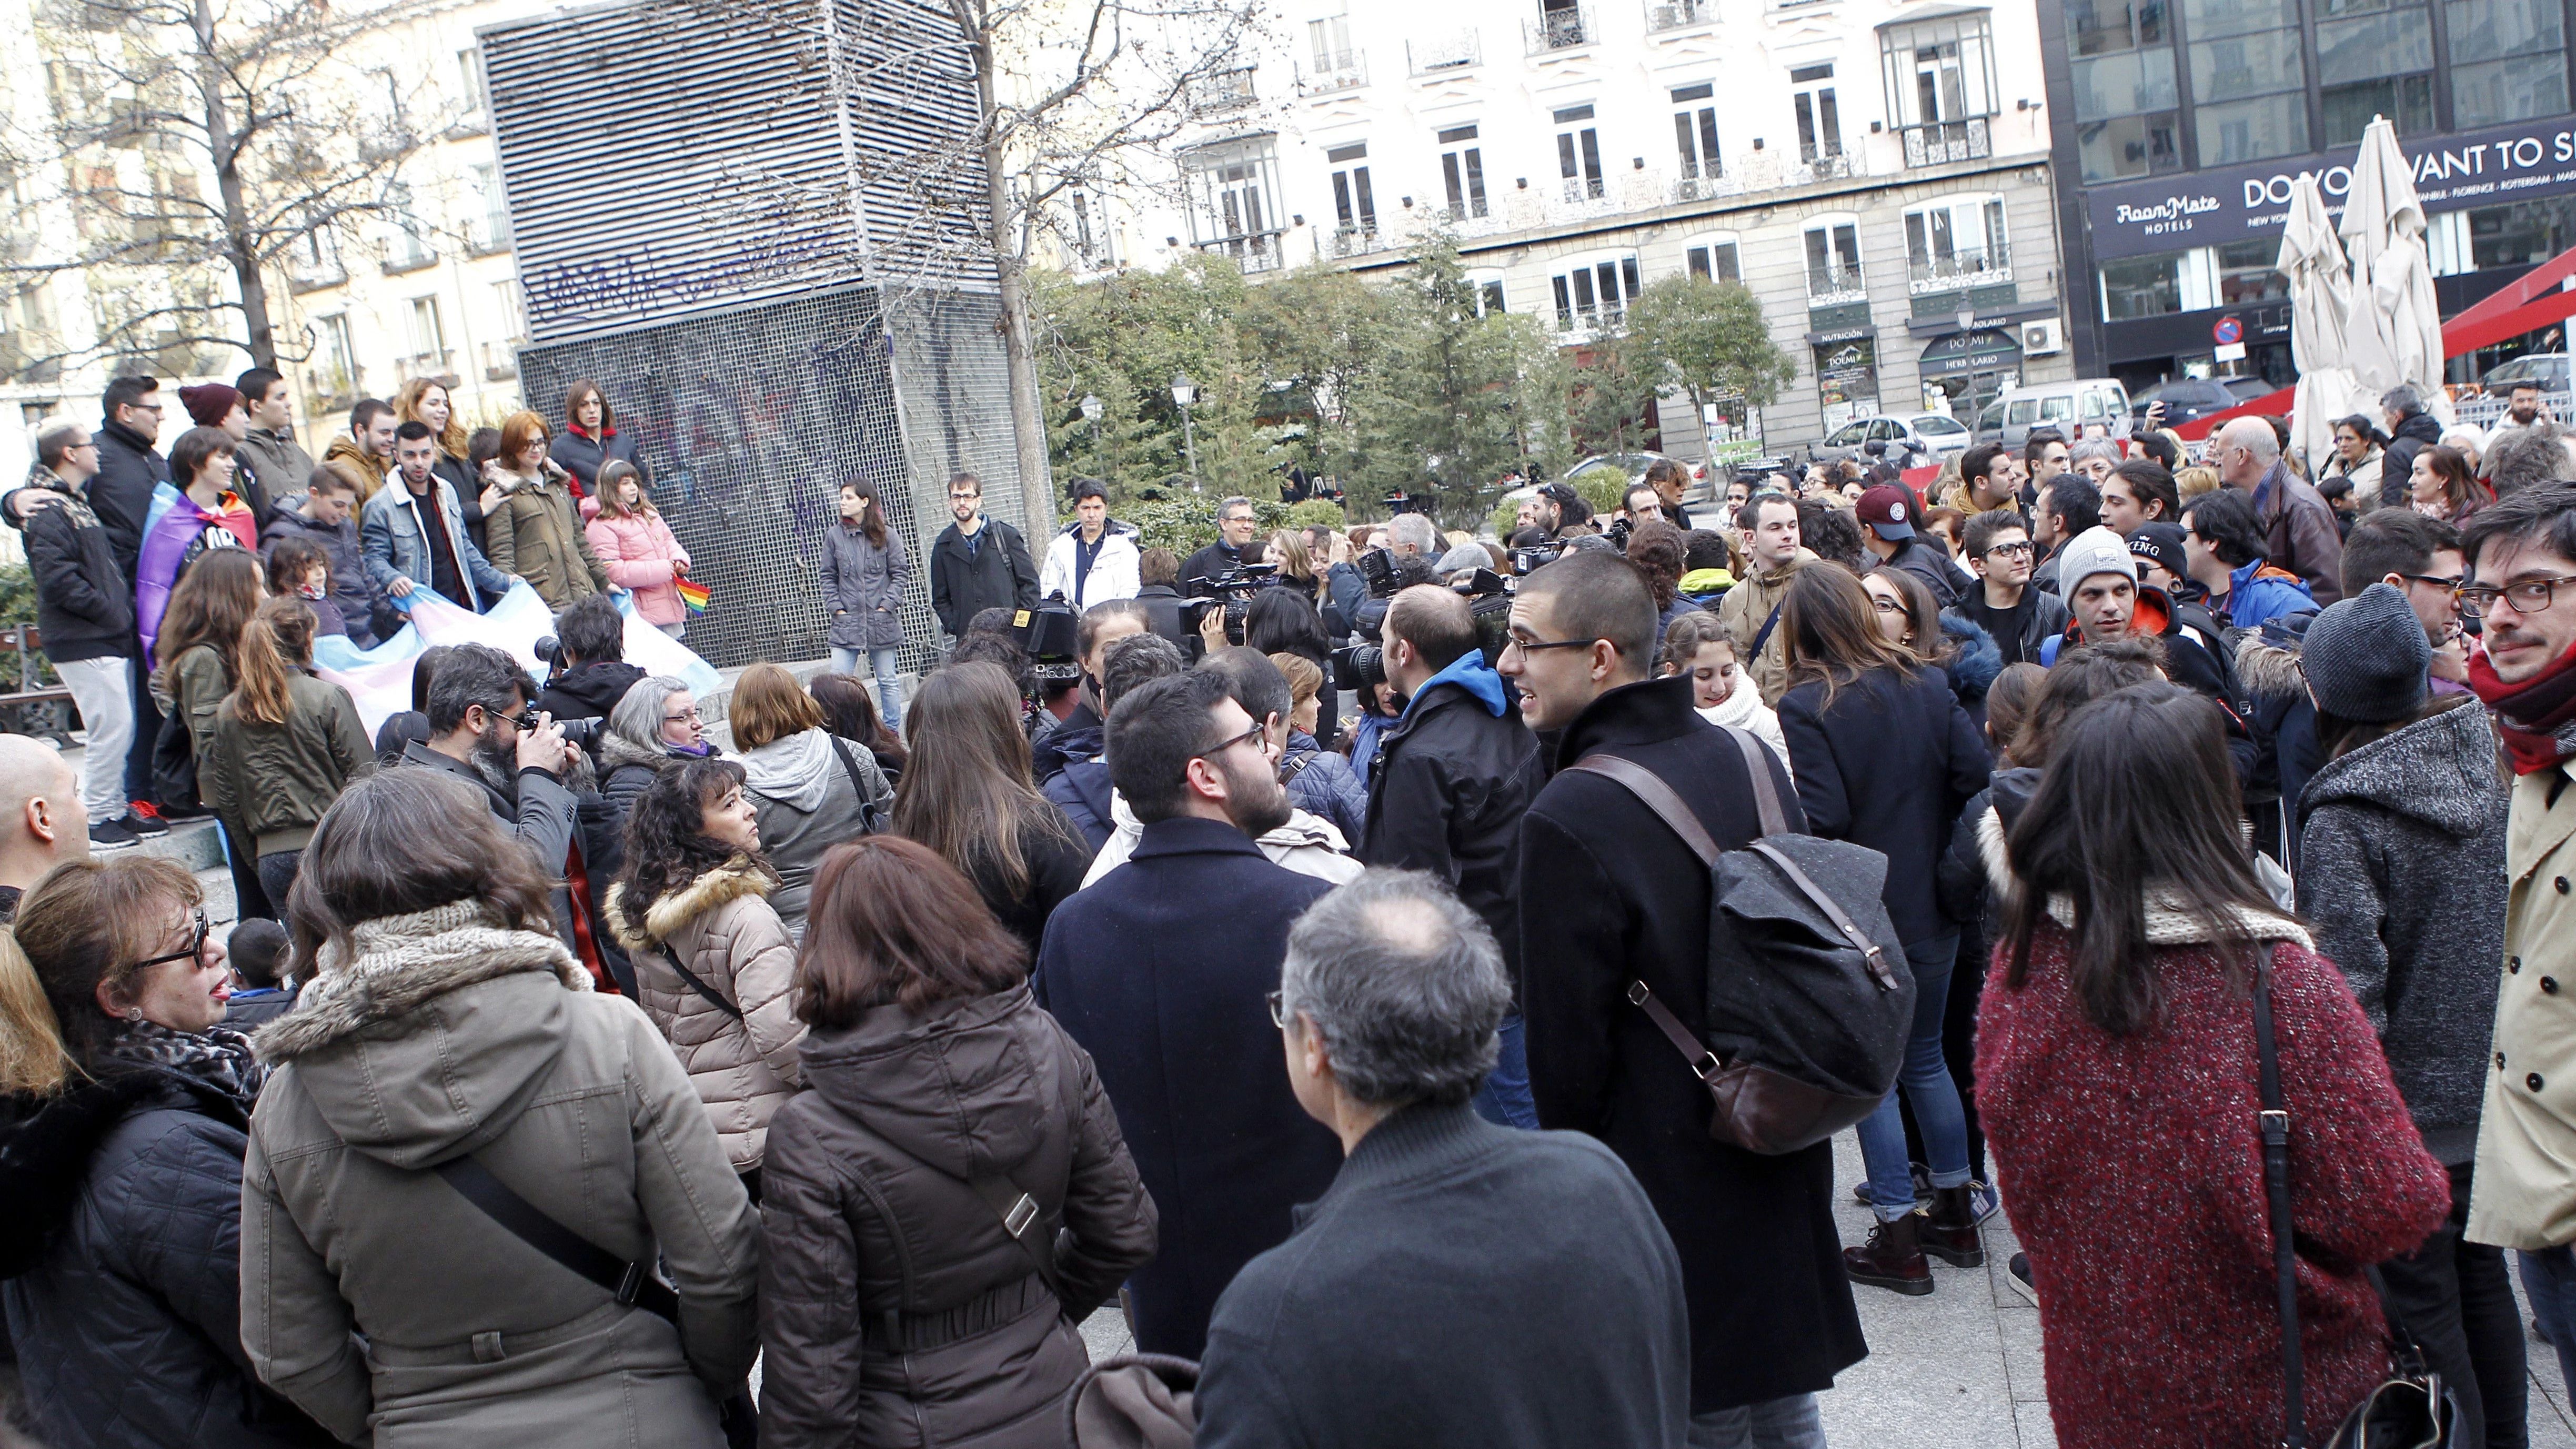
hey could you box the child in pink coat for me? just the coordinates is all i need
[585,461,691,635]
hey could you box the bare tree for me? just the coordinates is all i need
[2,0,434,376]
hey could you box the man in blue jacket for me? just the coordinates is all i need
[1033,669,1340,1360]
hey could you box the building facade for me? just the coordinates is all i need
[1088,0,2081,457]
[2039,0,2576,395]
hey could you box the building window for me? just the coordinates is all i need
[1879,10,1998,166]
[1555,104,1604,201]
[1182,135,1286,272]
[2216,237,2289,306]
[1327,142,1377,240]
[1671,83,1721,185]
[466,163,512,254]
[2316,0,2433,145]
[2099,247,2219,320]
[457,47,486,118]
[1683,232,1742,283]
[1438,125,1488,220]
[1804,219,1863,300]
[2448,0,2571,128]
[1815,337,1879,432]
[407,296,448,371]
[1531,0,1591,52]
[385,182,434,270]
[1791,64,1843,164]
[314,313,358,399]
[1465,268,1508,315]
[2188,0,2307,165]
[1067,187,1118,270]
[2443,195,2576,271]
[2066,0,2179,183]
[491,278,527,340]
[1551,251,1642,333]
[1904,195,2008,289]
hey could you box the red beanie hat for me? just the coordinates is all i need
[178,383,243,429]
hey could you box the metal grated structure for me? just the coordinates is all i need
[484,0,1035,671]
[518,286,1031,672]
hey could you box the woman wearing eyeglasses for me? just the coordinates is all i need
[1775,562,1994,1297]
[0,855,333,1448]
[599,676,718,813]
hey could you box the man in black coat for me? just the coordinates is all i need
[531,595,646,724]
[1181,495,1261,597]
[927,471,1038,647]
[1361,585,1543,1125]
[1194,870,1692,1448]
[1501,550,1865,1434]
[92,378,174,822]
[1034,669,1340,1360]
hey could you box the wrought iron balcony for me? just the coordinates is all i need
[1899,117,1994,167]
[1807,263,1866,303]
[1408,30,1481,75]
[1647,0,1715,29]
[1527,6,1593,53]
[1296,52,1368,95]
[1908,245,2012,293]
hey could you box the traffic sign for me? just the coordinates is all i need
[2213,316,2244,345]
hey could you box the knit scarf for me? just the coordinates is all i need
[2468,638,2576,774]
[99,1018,266,1111]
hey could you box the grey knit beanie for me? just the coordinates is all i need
[2299,581,2431,723]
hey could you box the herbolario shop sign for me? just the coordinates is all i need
[2086,117,2576,261]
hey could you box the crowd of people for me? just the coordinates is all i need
[5,364,2576,1449]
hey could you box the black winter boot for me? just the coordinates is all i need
[1844,1213,1934,1295]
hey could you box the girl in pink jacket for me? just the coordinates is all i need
[585,461,692,635]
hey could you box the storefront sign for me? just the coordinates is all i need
[2086,116,2576,260]
[1918,328,2024,376]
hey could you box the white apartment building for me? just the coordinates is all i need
[1078,0,2084,457]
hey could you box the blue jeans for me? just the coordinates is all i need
[1856,933,1971,1221]
[1472,1013,1539,1130]
[830,645,904,733]
[2523,1246,2576,1416]
[1688,1393,1827,1448]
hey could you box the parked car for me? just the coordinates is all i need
[1994,378,2133,451]
[1809,414,1968,468]
[2130,377,2260,427]
[1566,451,1716,506]
[2483,353,2571,396]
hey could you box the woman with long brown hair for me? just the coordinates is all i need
[485,409,615,607]
[201,595,374,909]
[2409,442,2494,525]
[818,475,911,731]
[730,661,893,937]
[587,459,693,636]
[1776,562,1991,1296]
[757,836,1153,1445]
[155,548,275,920]
[891,661,1090,953]
[807,669,909,782]
[0,856,331,1448]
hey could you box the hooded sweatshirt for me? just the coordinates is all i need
[1083,789,1362,888]
[2218,556,2316,632]
[737,727,892,935]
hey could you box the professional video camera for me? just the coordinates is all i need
[1179,561,1281,648]
[1355,547,1403,599]
[1508,540,1565,574]
[1014,597,1084,685]
[1331,642,1387,698]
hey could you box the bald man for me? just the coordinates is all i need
[2213,415,2344,604]
[0,734,91,919]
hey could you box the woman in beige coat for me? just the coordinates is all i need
[239,768,760,1448]
[483,409,615,607]
[606,756,805,1199]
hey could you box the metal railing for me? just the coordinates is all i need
[1188,68,1258,116]
[1326,226,1384,258]
[1527,5,1592,53]
[1898,116,1993,167]
[1807,263,1866,301]
[1296,52,1368,95]
[1408,29,1481,74]
[1200,230,1287,274]
[1646,0,1715,29]
[1908,245,2011,291]
[1558,299,1627,335]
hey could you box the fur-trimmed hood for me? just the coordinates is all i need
[2236,635,2308,706]
[1938,614,2004,702]
[603,853,777,953]
[599,727,673,774]
[1975,806,2311,950]
[249,900,593,1170]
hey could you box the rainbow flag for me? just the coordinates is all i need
[675,578,712,615]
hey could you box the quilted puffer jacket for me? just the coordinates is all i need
[0,1070,333,1449]
[606,856,806,1173]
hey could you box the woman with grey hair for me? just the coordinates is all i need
[2068,437,2122,487]
[600,674,717,812]
[1191,868,1693,1447]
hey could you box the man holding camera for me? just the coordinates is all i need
[1184,496,1263,598]
[1360,585,1544,1128]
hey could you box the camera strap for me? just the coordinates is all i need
[1749,602,1786,661]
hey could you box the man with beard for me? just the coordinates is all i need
[1034,667,1342,1361]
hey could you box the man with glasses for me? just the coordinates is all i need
[1035,668,1341,1361]
[1184,495,1262,598]
[1945,510,2066,667]
[16,425,153,847]
[2215,415,2343,605]
[1503,549,1863,1444]
[1361,585,1543,1126]
[2461,485,2576,1408]
[927,470,1038,648]
[2341,509,2471,693]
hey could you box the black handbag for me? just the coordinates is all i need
[2252,966,2452,1449]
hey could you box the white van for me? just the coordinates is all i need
[1993,378,2132,450]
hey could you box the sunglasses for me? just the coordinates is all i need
[134,908,211,971]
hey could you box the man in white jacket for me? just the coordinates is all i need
[1040,477,1142,608]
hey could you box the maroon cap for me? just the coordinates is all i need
[1854,484,1916,540]
[177,383,243,429]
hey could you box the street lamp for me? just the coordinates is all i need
[1080,392,1103,449]
[1171,372,1200,491]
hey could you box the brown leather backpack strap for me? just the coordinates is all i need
[1719,726,1789,837]
[1566,754,1719,867]
[1624,980,1721,1081]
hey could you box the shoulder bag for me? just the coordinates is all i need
[2253,964,2452,1448]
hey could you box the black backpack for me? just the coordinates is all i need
[1567,729,1914,1156]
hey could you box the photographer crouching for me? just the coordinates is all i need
[1357,584,1545,1128]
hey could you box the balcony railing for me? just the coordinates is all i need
[1647,0,1716,27]
[1557,299,1628,335]
[1326,226,1384,259]
[1908,245,2012,293]
[1807,263,1865,303]
[1408,29,1481,75]
[1673,158,1725,200]
[381,235,437,274]
[482,339,519,382]
[1296,52,1368,95]
[1899,116,1994,167]
[1527,5,1592,53]
[1200,230,1287,274]
[1188,68,1257,117]
[466,212,512,256]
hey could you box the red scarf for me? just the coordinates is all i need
[2469,638,2576,774]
